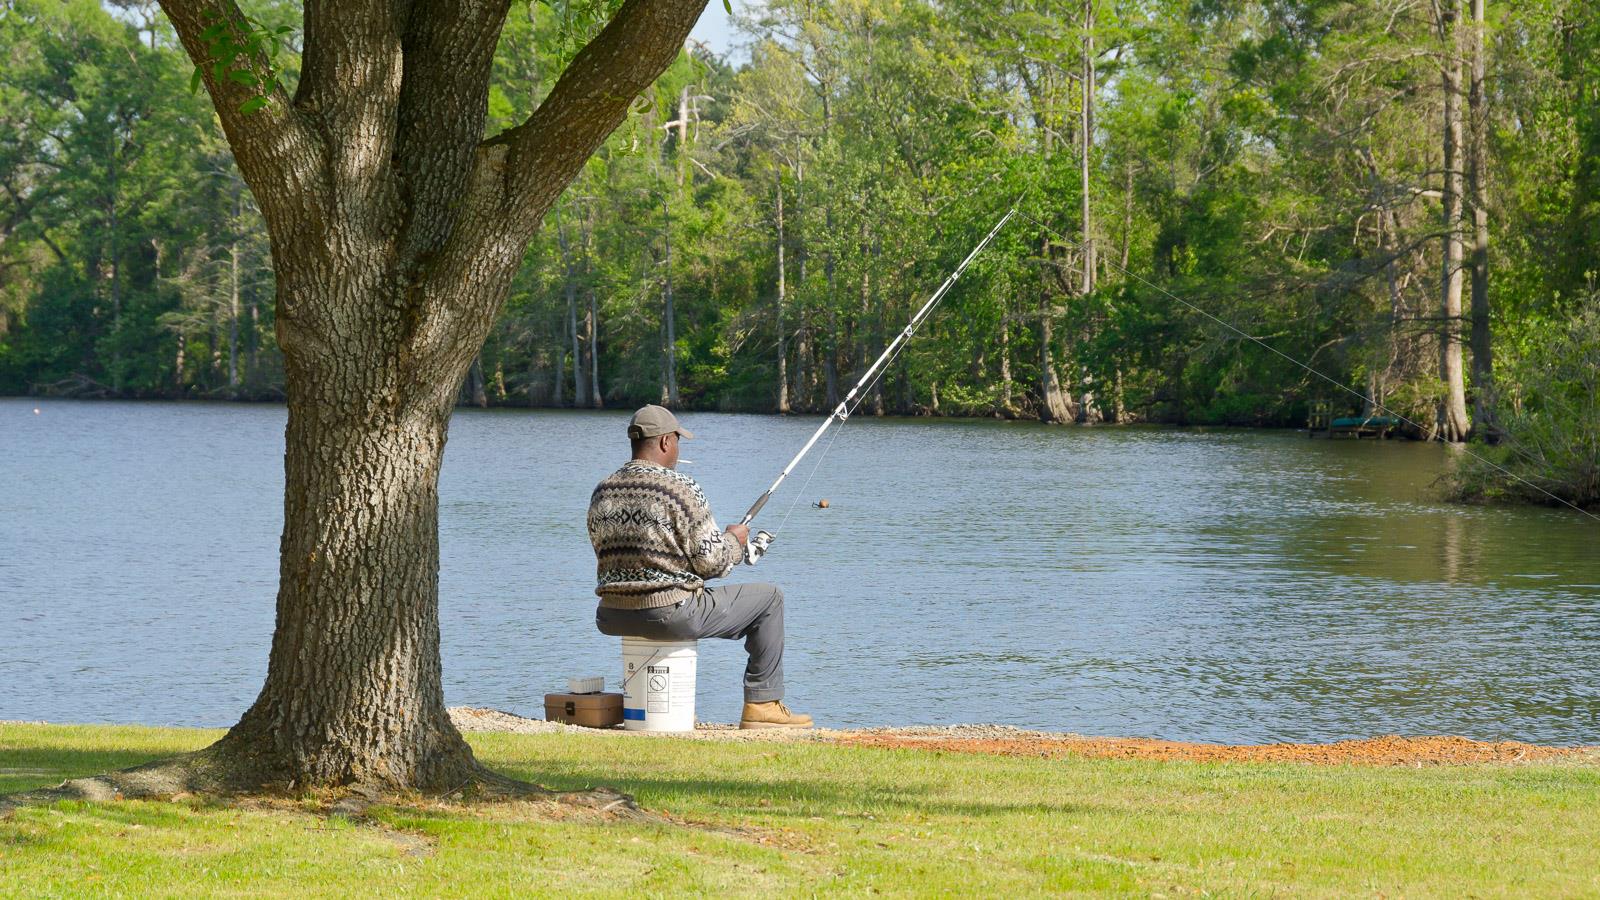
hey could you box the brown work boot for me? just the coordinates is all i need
[740,700,814,729]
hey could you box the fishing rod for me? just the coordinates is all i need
[738,203,1020,563]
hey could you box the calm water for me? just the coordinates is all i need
[3,398,1598,744]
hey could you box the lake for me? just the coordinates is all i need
[3,398,1597,744]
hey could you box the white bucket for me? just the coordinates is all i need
[620,637,697,732]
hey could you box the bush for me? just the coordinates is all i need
[1449,295,1600,510]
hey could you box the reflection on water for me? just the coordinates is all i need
[2,399,1597,743]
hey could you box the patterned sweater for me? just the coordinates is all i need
[587,460,744,609]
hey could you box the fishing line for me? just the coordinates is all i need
[737,202,1021,542]
[768,318,928,538]
[770,412,848,537]
[1016,209,1600,524]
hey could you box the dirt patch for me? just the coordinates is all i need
[835,733,1596,767]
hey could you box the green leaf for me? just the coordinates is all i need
[229,69,258,87]
[189,68,203,94]
[722,0,732,13]
[239,96,270,115]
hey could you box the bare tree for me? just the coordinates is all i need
[1467,0,1494,438]
[1436,0,1471,441]
[1076,0,1102,424]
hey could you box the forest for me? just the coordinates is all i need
[1,0,1596,506]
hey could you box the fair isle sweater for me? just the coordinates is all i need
[587,460,744,609]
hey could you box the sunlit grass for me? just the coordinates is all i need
[3,723,1598,896]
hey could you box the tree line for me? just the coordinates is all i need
[2,0,1597,494]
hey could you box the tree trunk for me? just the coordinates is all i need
[1120,163,1132,271]
[228,198,241,394]
[998,313,1013,412]
[148,0,711,794]
[583,206,603,409]
[662,193,679,407]
[217,353,477,788]
[1039,311,1073,423]
[775,170,790,414]
[1111,366,1125,423]
[567,285,584,407]
[825,308,840,407]
[1467,0,1494,439]
[675,85,691,187]
[793,158,810,410]
[109,165,123,395]
[1076,0,1101,425]
[1080,0,1096,293]
[587,287,603,408]
[1039,236,1074,423]
[557,203,586,407]
[1438,2,1471,442]
[470,354,488,408]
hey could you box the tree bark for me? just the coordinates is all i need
[1039,238,1074,423]
[1438,1,1471,442]
[1467,0,1494,439]
[1039,310,1074,423]
[155,0,709,792]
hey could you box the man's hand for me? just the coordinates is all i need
[725,523,750,546]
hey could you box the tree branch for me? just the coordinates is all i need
[392,0,515,274]
[157,0,320,230]
[491,0,709,222]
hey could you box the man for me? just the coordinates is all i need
[588,405,813,729]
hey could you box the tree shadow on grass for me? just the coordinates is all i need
[0,748,172,794]
[495,766,1095,822]
[2,737,1093,830]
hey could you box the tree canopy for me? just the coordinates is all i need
[2,0,1597,499]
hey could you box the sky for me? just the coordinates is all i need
[688,0,749,63]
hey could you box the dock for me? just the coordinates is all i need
[1307,402,1400,438]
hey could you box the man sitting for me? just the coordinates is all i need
[588,405,812,729]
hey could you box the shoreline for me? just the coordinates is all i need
[445,707,1596,767]
[6,709,1592,768]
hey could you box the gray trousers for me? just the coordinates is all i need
[596,583,785,703]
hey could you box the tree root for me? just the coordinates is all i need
[0,747,649,824]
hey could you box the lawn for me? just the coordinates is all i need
[2,723,1598,896]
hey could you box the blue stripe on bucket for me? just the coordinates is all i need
[623,708,645,721]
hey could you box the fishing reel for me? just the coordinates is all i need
[744,529,775,565]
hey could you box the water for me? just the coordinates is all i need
[3,398,1597,744]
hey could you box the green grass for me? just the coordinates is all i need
[3,724,1599,897]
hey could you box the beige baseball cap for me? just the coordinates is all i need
[627,404,693,440]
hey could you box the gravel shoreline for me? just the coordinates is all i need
[449,706,1026,743]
